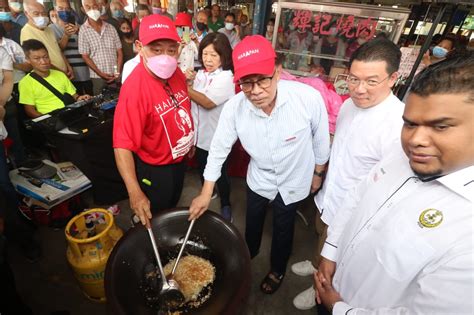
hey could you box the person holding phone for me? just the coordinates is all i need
[50,0,92,95]
[175,12,197,73]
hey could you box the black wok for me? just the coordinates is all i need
[105,208,251,314]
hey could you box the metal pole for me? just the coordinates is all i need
[442,4,458,36]
[398,3,448,101]
[252,0,267,35]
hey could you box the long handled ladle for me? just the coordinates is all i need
[145,220,184,308]
[170,219,196,276]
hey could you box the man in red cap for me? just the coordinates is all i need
[113,14,194,226]
[189,35,330,294]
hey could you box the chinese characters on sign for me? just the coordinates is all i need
[292,10,378,39]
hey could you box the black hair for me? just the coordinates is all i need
[438,36,455,50]
[410,51,474,102]
[22,39,48,57]
[431,33,442,44]
[349,38,401,75]
[136,4,150,12]
[198,32,233,72]
[0,24,5,39]
[224,12,235,20]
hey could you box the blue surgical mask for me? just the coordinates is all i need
[0,11,12,22]
[432,46,448,59]
[112,9,124,18]
[57,10,71,23]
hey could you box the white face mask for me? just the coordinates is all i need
[87,9,101,21]
[33,16,49,29]
[225,22,234,31]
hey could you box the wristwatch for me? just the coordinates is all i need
[313,170,325,177]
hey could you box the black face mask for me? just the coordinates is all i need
[196,22,206,31]
[120,30,133,38]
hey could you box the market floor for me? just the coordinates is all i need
[9,169,321,315]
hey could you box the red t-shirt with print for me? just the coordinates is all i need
[113,62,194,165]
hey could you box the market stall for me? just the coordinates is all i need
[272,1,410,80]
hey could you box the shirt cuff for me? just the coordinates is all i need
[333,301,354,315]
[321,241,338,262]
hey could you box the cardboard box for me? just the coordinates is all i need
[9,160,92,209]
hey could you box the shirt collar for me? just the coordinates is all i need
[85,19,105,32]
[436,166,474,202]
[206,67,222,77]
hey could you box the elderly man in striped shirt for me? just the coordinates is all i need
[189,35,330,295]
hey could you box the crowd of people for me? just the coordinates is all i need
[0,0,473,314]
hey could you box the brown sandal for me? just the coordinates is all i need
[260,271,284,294]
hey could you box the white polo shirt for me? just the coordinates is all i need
[191,68,234,151]
[322,152,474,314]
[204,80,330,205]
[315,92,405,225]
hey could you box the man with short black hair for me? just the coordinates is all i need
[207,4,223,33]
[292,38,405,311]
[51,0,92,95]
[218,12,240,48]
[19,39,90,118]
[315,53,474,314]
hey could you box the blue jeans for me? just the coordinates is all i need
[245,186,299,275]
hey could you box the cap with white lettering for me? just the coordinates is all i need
[232,35,276,82]
[139,14,180,46]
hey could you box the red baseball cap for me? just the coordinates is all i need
[139,14,180,46]
[232,35,276,82]
[175,12,193,28]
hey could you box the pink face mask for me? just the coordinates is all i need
[144,54,177,79]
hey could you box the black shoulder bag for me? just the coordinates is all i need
[30,72,76,105]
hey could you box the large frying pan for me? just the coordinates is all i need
[105,208,251,314]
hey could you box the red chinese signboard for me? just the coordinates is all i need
[292,10,378,39]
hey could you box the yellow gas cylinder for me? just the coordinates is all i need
[65,208,123,302]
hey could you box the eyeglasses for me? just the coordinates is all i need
[346,75,390,88]
[163,84,180,108]
[239,70,276,93]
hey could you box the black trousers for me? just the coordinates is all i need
[245,186,299,275]
[135,157,186,214]
[0,236,33,315]
[72,80,93,96]
[195,147,231,208]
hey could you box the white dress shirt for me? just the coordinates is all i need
[322,152,474,314]
[315,92,405,225]
[204,80,330,205]
[191,68,235,151]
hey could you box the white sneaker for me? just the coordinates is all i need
[293,286,316,310]
[291,260,316,276]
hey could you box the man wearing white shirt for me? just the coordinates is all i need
[315,54,474,314]
[291,39,405,310]
[189,35,330,294]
